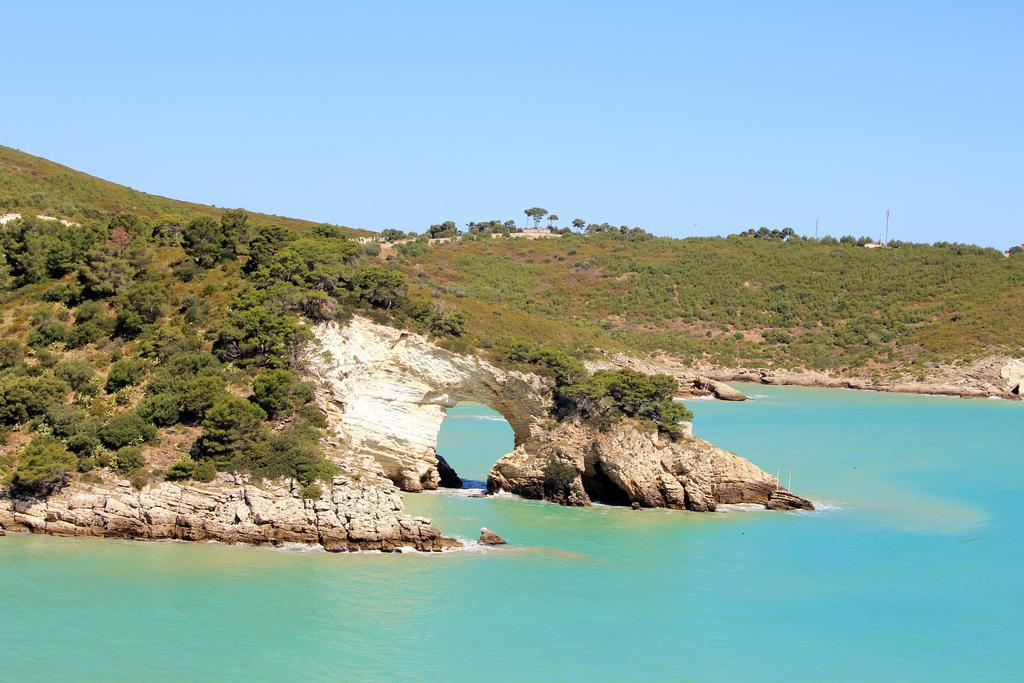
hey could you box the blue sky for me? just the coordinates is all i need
[4,1,1021,246]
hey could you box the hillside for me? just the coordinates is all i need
[0,146,368,236]
[0,149,695,505]
[393,228,1024,375]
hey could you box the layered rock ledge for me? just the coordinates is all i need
[0,471,455,552]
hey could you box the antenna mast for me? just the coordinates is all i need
[815,211,820,240]
[884,209,890,247]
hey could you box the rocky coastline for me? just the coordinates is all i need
[310,316,813,512]
[1,315,817,549]
[0,470,456,552]
[589,353,1024,401]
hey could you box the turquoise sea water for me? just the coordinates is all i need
[2,385,1022,681]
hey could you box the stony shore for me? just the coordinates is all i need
[0,471,457,552]
[589,354,1024,401]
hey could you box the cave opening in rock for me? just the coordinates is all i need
[435,403,515,489]
[581,461,633,506]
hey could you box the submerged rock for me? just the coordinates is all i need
[479,527,507,545]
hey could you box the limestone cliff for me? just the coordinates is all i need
[307,317,547,491]
[310,316,812,511]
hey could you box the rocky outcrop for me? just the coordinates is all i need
[487,419,813,512]
[591,350,1024,400]
[0,471,455,552]
[310,316,811,513]
[307,317,548,492]
[702,357,1024,400]
[584,355,746,401]
[479,527,506,545]
[435,454,463,489]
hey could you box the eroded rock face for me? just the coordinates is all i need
[308,317,547,491]
[310,316,811,512]
[0,472,456,552]
[487,419,814,512]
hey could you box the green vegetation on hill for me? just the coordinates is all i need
[0,149,696,498]
[0,146,367,236]
[395,231,1024,372]
[1,147,1022,498]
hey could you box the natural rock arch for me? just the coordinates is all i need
[309,317,546,491]
[309,317,812,511]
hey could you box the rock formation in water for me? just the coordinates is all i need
[479,527,506,545]
[487,419,811,511]
[0,470,455,552]
[309,316,812,512]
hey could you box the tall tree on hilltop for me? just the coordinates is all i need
[548,214,559,228]
[572,218,586,232]
[524,207,548,228]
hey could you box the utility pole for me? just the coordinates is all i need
[884,209,890,247]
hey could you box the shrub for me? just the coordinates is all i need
[66,322,106,349]
[136,392,181,427]
[181,216,232,268]
[115,280,169,336]
[43,281,83,306]
[179,375,227,422]
[193,459,217,483]
[66,433,101,456]
[555,369,692,439]
[231,426,337,485]
[113,446,145,476]
[298,483,323,500]
[27,319,69,347]
[54,359,97,393]
[0,339,25,369]
[129,469,149,490]
[191,397,267,468]
[44,403,102,440]
[0,373,70,425]
[99,412,156,449]
[251,369,315,418]
[166,456,196,481]
[10,435,78,497]
[105,358,147,393]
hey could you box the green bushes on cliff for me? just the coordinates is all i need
[494,341,691,438]
[0,372,70,425]
[250,369,315,418]
[9,435,78,496]
[555,369,692,439]
[99,412,156,449]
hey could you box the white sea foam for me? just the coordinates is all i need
[808,501,846,513]
[447,414,509,422]
[715,503,766,513]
